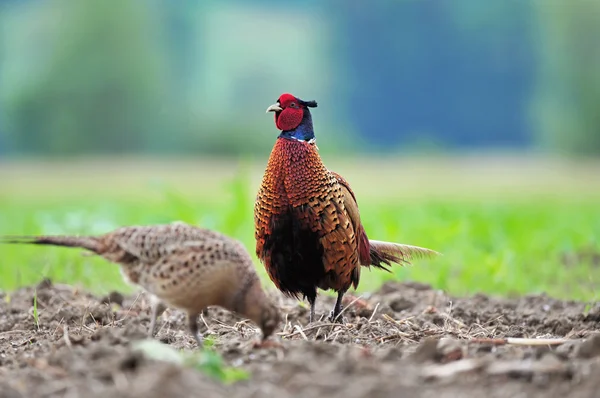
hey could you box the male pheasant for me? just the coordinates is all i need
[254,93,438,323]
[2,222,281,346]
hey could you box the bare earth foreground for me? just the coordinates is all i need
[1,280,600,398]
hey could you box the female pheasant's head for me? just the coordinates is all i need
[266,93,318,141]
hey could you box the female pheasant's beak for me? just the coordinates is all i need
[266,102,283,113]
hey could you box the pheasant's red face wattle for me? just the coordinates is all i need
[266,93,317,140]
[272,93,304,131]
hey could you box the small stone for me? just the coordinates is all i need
[411,337,440,363]
[438,338,465,363]
[36,278,53,290]
[100,291,125,306]
[389,296,416,312]
[576,333,600,359]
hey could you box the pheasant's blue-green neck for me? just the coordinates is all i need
[279,109,315,142]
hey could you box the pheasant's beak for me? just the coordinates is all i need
[266,103,283,113]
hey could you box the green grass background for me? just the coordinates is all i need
[1,155,599,302]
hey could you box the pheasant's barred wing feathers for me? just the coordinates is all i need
[106,222,228,264]
[329,170,371,266]
[328,171,358,203]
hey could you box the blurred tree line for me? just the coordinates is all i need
[532,1,600,156]
[2,0,169,154]
[0,0,598,157]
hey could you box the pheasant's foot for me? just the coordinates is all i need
[329,309,346,324]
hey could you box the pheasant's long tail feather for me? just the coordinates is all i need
[368,240,440,271]
[0,235,102,254]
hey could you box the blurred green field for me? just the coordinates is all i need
[0,155,599,302]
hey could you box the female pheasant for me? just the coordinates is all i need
[254,93,439,323]
[2,222,281,346]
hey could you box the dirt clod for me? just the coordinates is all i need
[575,332,600,359]
[388,294,416,312]
[1,280,600,397]
[100,291,125,307]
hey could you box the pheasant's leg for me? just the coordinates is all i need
[188,313,204,347]
[329,291,345,323]
[307,293,317,324]
[148,300,167,338]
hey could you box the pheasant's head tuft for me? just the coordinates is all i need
[266,93,317,141]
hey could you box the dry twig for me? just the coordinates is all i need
[63,325,72,348]
[469,337,570,346]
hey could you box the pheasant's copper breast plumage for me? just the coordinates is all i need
[255,138,360,294]
[255,93,439,323]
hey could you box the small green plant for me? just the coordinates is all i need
[189,344,249,384]
[132,339,249,384]
[32,289,39,330]
[202,335,217,349]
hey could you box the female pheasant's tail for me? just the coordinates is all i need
[0,235,102,254]
[368,240,440,271]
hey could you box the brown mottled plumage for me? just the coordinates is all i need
[1,222,281,346]
[255,93,439,323]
